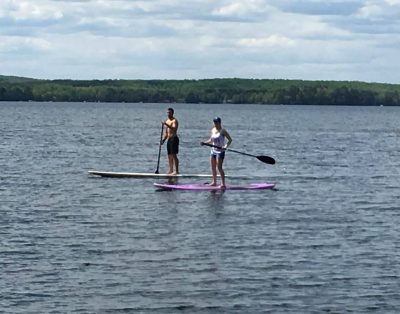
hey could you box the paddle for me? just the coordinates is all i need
[155,123,164,173]
[201,142,275,165]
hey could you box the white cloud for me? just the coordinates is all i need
[0,36,52,53]
[238,35,295,48]
[357,0,400,19]
[385,0,400,5]
[212,0,269,19]
[0,0,399,83]
[0,0,63,20]
[269,0,364,16]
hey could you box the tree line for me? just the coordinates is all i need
[1,75,399,106]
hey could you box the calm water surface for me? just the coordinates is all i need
[1,102,400,313]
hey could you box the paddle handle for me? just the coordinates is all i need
[155,123,164,173]
[201,142,224,150]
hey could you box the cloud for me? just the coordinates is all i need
[0,36,51,54]
[211,0,272,21]
[0,0,63,21]
[325,1,400,35]
[238,35,295,48]
[270,0,364,16]
[0,0,399,83]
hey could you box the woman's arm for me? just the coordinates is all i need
[222,129,232,149]
[201,128,214,145]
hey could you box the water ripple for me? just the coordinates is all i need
[1,102,400,313]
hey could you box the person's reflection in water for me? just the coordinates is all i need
[207,190,225,216]
[166,177,178,184]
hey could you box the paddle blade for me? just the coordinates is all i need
[257,155,275,165]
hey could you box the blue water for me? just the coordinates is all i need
[1,102,399,313]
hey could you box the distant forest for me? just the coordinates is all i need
[1,75,400,106]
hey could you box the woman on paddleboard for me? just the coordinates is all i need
[202,116,232,188]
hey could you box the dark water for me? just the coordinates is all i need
[1,102,399,313]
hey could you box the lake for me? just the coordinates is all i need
[1,101,399,313]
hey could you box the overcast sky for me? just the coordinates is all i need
[1,0,399,83]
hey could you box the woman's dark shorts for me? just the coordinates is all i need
[211,151,225,160]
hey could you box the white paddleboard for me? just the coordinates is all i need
[88,170,248,179]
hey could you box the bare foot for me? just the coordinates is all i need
[171,171,179,175]
[209,182,217,186]
[220,184,226,189]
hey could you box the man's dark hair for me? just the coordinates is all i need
[168,108,174,114]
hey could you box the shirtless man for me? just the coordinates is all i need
[161,108,179,174]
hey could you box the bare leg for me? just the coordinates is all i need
[217,158,225,188]
[167,154,174,174]
[210,156,217,186]
[172,154,179,174]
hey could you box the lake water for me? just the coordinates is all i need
[1,101,399,313]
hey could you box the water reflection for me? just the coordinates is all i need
[206,190,226,216]
[166,177,179,184]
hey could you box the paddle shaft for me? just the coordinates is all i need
[155,123,164,173]
[202,142,256,157]
[201,142,275,164]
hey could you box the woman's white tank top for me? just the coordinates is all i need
[211,129,225,154]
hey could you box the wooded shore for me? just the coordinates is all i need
[1,75,399,106]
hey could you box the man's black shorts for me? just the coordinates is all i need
[167,136,179,155]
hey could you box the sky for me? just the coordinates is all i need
[0,0,399,83]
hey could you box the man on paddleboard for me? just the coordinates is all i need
[161,107,179,174]
[202,116,232,188]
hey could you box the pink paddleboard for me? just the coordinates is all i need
[154,182,275,191]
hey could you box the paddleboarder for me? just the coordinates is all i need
[161,107,179,175]
[202,116,232,188]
